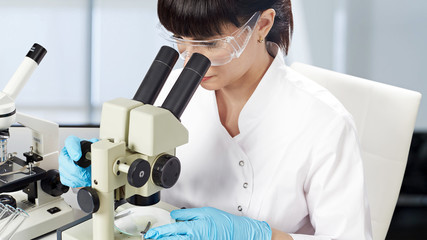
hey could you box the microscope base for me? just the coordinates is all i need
[61,218,142,240]
[5,191,74,240]
[61,201,177,240]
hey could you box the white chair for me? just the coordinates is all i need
[290,62,422,240]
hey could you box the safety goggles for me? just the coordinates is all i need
[158,11,261,66]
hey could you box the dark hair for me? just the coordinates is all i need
[158,0,294,54]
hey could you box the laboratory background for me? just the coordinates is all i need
[0,0,426,239]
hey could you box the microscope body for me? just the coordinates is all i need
[0,43,74,239]
[86,97,187,240]
[66,46,210,240]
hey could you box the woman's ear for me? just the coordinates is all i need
[257,9,276,40]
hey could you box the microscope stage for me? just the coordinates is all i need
[0,156,46,193]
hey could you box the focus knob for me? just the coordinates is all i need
[152,154,181,188]
[76,140,92,168]
[77,187,100,213]
[127,159,151,188]
[41,169,70,197]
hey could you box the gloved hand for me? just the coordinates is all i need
[58,135,98,188]
[144,207,272,240]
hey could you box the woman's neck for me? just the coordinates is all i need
[216,47,274,137]
[219,47,273,102]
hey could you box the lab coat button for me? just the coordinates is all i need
[237,206,243,211]
[243,182,248,188]
[239,161,245,166]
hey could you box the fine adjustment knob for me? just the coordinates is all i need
[152,154,181,189]
[127,159,151,188]
[76,140,92,168]
[41,169,69,197]
[77,187,100,213]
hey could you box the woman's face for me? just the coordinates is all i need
[181,23,264,91]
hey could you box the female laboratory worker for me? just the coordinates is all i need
[59,0,373,239]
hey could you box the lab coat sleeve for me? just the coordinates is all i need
[291,114,372,240]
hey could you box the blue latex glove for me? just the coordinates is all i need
[144,207,272,240]
[58,135,98,188]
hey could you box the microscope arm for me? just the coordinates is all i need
[15,112,59,170]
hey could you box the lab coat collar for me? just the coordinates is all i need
[236,42,288,138]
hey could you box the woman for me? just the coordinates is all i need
[59,0,372,239]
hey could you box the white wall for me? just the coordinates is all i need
[368,0,427,131]
[0,0,425,130]
[291,0,427,131]
[0,0,92,123]
[90,0,171,122]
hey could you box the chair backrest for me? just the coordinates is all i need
[290,62,422,240]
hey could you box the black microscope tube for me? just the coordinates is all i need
[161,53,211,119]
[26,43,47,65]
[133,46,179,104]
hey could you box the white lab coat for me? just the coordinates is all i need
[155,43,372,240]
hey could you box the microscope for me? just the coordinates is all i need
[0,44,73,239]
[60,46,210,240]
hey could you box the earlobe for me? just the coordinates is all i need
[257,9,276,38]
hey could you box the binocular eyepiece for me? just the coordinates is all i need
[133,46,211,119]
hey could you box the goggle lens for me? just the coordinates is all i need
[175,42,234,66]
[158,11,261,66]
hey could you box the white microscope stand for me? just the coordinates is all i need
[3,112,74,239]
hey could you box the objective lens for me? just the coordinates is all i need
[0,138,7,162]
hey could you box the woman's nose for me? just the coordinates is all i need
[183,51,192,66]
[182,47,211,67]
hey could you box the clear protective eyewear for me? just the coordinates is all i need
[158,11,261,66]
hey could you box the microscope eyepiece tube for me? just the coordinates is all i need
[161,53,211,119]
[133,46,179,105]
[26,43,47,65]
[2,43,47,100]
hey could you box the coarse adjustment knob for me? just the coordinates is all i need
[152,154,181,189]
[76,140,92,168]
[77,187,100,213]
[127,159,151,188]
[41,169,70,197]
